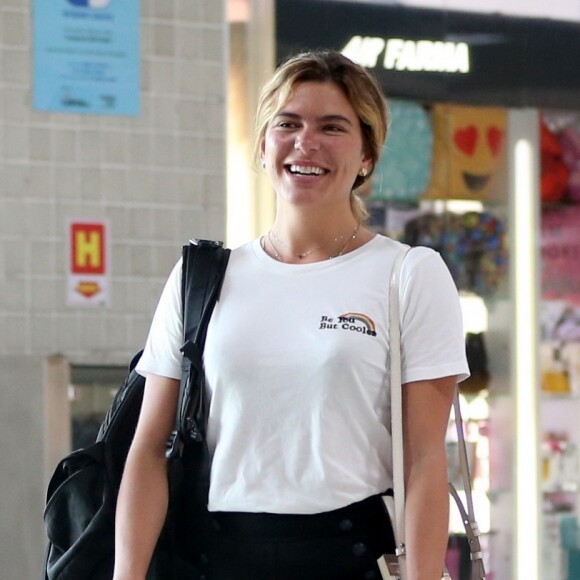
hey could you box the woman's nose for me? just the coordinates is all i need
[294,129,319,152]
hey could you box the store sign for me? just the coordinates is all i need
[67,220,110,307]
[342,36,470,74]
[276,0,580,109]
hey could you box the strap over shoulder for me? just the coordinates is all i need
[166,239,230,459]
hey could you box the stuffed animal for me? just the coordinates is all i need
[560,125,580,204]
[541,118,569,204]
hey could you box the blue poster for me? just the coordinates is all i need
[33,0,140,116]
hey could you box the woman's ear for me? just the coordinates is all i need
[361,157,373,177]
[260,139,266,168]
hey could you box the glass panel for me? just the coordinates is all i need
[69,365,127,451]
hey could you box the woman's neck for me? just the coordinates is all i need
[264,210,373,264]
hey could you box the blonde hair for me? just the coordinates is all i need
[254,50,388,222]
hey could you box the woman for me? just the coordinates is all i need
[114,51,469,580]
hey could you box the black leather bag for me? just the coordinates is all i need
[42,240,230,580]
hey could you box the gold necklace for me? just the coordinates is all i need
[269,229,347,260]
[266,223,361,263]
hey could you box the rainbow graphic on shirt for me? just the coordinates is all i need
[338,312,377,336]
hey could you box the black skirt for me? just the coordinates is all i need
[196,494,396,580]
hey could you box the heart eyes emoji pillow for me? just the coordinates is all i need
[424,104,507,201]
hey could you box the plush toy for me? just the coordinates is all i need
[540,118,569,204]
[560,125,580,204]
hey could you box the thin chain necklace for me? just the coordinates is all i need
[269,229,347,260]
[265,223,361,263]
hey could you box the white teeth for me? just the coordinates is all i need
[289,164,325,175]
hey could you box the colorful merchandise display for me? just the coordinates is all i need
[402,211,507,297]
[541,206,580,306]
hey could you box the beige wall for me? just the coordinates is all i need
[0,1,227,577]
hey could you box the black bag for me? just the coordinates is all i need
[42,239,231,580]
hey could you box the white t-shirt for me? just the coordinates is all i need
[136,235,469,514]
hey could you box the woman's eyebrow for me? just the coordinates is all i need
[274,111,353,126]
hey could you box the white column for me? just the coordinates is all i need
[508,108,542,580]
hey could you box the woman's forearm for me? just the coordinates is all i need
[404,454,450,580]
[113,443,170,580]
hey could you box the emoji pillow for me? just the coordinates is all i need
[424,104,507,201]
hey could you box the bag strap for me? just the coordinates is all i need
[167,239,231,458]
[388,247,411,579]
[388,247,485,580]
[450,396,486,579]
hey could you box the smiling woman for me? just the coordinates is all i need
[113,50,470,580]
[260,81,370,222]
[252,51,388,262]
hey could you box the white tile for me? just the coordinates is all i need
[2,315,27,351]
[199,62,225,98]
[152,0,176,20]
[176,26,202,58]
[2,11,28,47]
[202,28,226,60]
[201,0,224,23]
[26,202,54,237]
[154,24,176,57]
[152,208,180,241]
[53,129,77,163]
[30,128,51,161]
[153,99,177,131]
[176,0,202,22]
[3,87,28,123]
[101,168,127,199]
[4,125,29,160]
[27,165,52,198]
[2,163,28,197]
[79,168,102,200]
[101,131,130,165]
[3,49,29,85]
[53,167,80,199]
[178,61,203,96]
[78,130,102,164]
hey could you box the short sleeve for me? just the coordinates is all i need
[399,247,470,384]
[135,259,184,380]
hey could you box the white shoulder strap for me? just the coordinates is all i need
[388,247,411,578]
[388,247,486,580]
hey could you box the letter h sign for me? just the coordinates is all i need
[71,222,105,275]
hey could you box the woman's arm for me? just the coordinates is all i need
[113,373,181,580]
[403,375,457,580]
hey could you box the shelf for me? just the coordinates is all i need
[542,393,580,400]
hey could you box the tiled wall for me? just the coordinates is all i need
[0,0,227,365]
[0,1,227,577]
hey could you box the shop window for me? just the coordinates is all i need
[69,364,127,451]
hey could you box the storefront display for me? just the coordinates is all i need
[229,2,580,578]
[537,109,580,580]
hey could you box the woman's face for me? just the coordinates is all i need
[261,81,371,211]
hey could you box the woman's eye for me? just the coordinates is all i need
[325,125,345,133]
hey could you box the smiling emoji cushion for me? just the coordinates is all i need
[424,104,507,200]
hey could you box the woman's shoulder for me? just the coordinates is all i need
[372,234,439,264]
[369,235,450,282]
